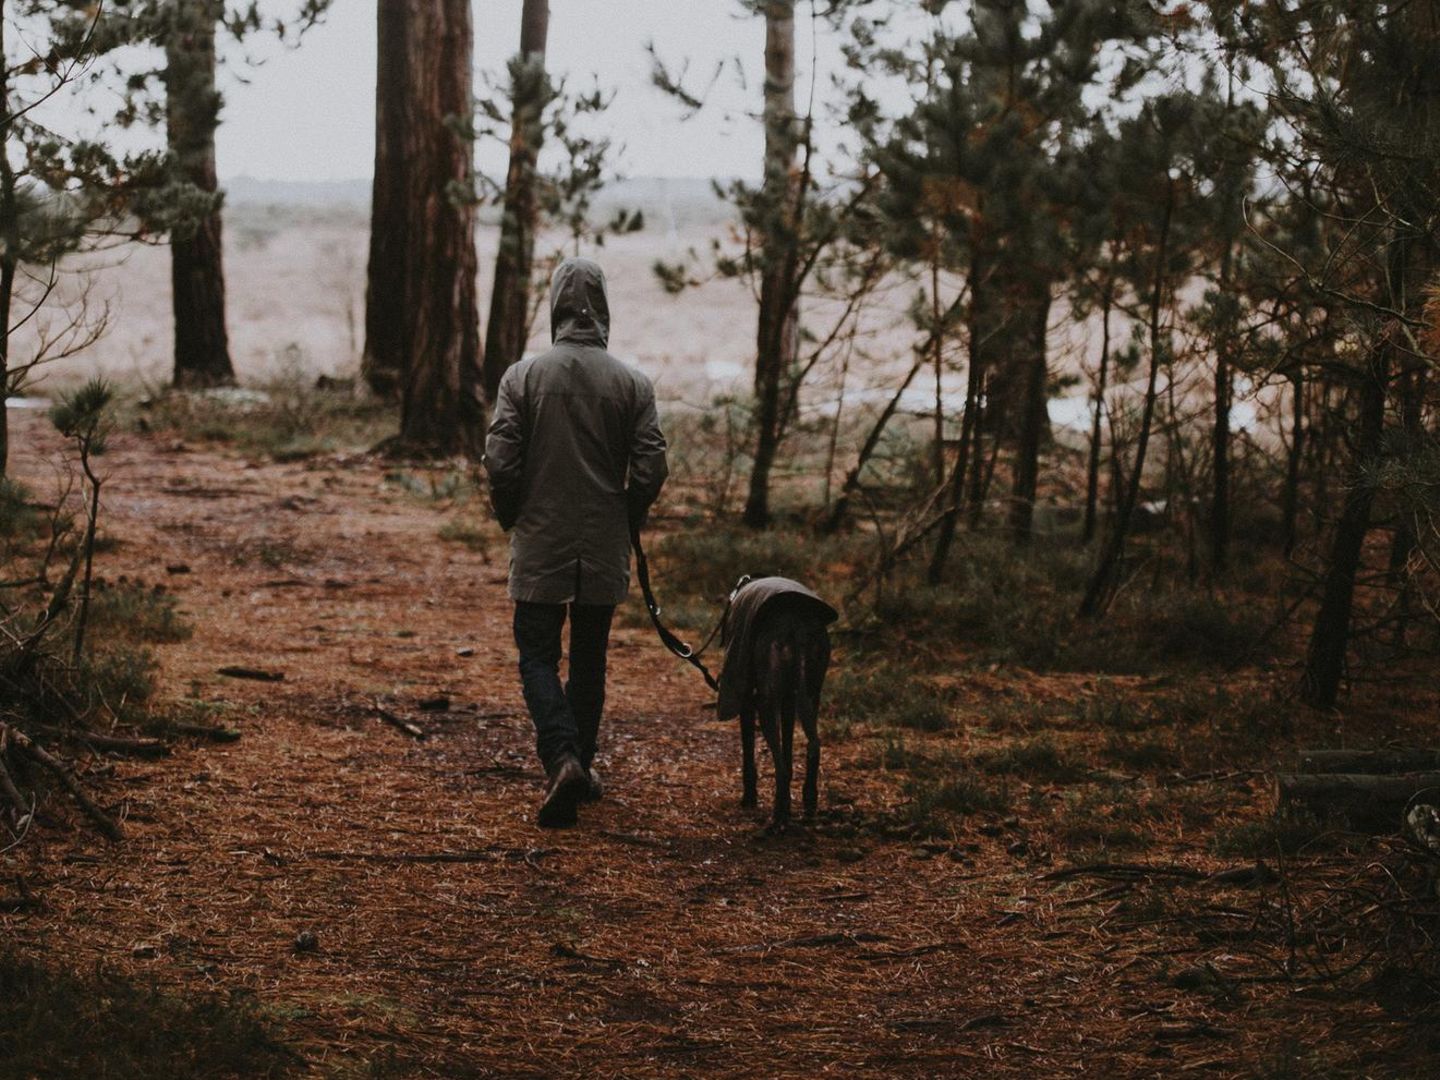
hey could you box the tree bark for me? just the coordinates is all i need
[365,0,484,457]
[1210,244,1234,573]
[927,275,987,581]
[0,6,16,477]
[1007,288,1052,544]
[965,246,997,530]
[1081,283,1113,545]
[1387,363,1425,643]
[742,0,798,529]
[361,0,410,397]
[481,0,549,404]
[1300,346,1387,708]
[1281,371,1304,557]
[166,0,233,389]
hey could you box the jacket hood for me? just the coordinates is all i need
[549,257,611,347]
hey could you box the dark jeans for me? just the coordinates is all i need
[513,601,616,772]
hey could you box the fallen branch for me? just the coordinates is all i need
[217,666,285,682]
[714,930,891,954]
[373,706,426,740]
[164,720,242,743]
[3,723,124,840]
[307,847,553,864]
[27,723,170,759]
[1042,862,1210,883]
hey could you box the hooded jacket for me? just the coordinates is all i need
[484,258,669,605]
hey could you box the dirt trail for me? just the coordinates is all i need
[1,411,1403,1078]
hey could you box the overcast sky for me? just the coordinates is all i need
[214,0,884,184]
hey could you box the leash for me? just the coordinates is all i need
[630,525,747,694]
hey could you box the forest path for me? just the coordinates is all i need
[4,410,1342,1078]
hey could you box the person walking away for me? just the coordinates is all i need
[483,257,668,827]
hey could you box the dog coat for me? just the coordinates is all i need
[716,576,838,720]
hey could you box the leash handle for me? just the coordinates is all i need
[631,525,724,693]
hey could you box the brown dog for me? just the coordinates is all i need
[717,578,837,829]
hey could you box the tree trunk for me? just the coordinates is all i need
[1300,347,1388,708]
[930,239,945,488]
[166,0,233,389]
[366,0,484,458]
[1007,287,1052,544]
[742,0,798,529]
[1082,284,1113,545]
[1387,364,1425,644]
[965,247,997,531]
[481,0,549,404]
[966,371,988,529]
[927,316,983,582]
[1079,184,1175,619]
[0,6,15,477]
[361,0,409,398]
[1210,245,1234,573]
[822,355,925,534]
[1281,371,1304,557]
[0,256,13,478]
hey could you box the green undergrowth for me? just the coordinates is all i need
[132,363,394,461]
[0,951,298,1078]
[638,522,1296,850]
[644,525,1280,677]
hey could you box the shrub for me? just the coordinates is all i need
[88,582,192,646]
[136,362,395,460]
[653,526,866,605]
[0,477,41,543]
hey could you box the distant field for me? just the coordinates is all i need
[12,177,1274,441]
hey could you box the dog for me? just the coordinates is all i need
[716,577,837,830]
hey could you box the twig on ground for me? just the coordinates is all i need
[373,705,426,740]
[217,666,285,682]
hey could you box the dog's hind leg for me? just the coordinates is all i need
[755,636,793,830]
[757,702,786,829]
[798,644,822,820]
[777,651,796,830]
[800,624,835,817]
[740,707,758,809]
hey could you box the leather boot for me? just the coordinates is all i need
[537,753,588,828]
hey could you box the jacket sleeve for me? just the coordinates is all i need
[626,381,669,530]
[483,369,526,531]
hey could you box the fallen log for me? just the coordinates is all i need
[1297,749,1440,775]
[1277,771,1440,823]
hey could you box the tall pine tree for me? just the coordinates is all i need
[364,0,483,457]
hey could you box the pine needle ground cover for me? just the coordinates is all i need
[2,407,1436,1078]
